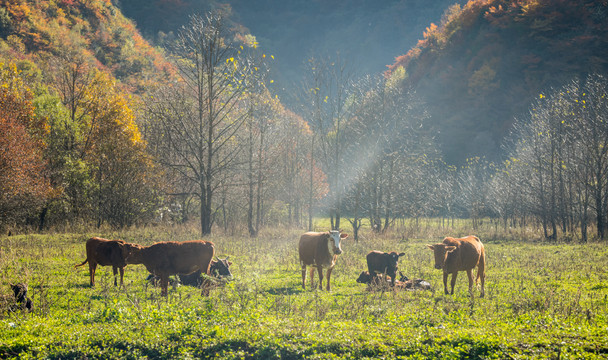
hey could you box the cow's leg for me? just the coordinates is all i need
[119,267,125,287]
[317,265,324,290]
[160,275,169,296]
[89,263,97,287]
[466,269,474,297]
[200,277,211,296]
[112,266,118,286]
[443,271,449,295]
[477,263,485,298]
[326,267,333,291]
[450,272,458,295]
[301,265,306,289]
[309,267,315,289]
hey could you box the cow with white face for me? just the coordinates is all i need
[298,230,348,291]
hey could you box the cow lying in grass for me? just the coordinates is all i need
[147,256,232,288]
[127,240,215,296]
[75,237,139,287]
[356,271,432,291]
[427,235,486,297]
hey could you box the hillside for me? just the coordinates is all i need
[0,0,173,92]
[117,0,467,100]
[388,0,608,164]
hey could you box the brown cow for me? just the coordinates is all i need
[427,235,486,297]
[126,240,215,296]
[75,237,138,287]
[298,230,348,291]
[366,250,405,286]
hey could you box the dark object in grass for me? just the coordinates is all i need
[10,283,33,311]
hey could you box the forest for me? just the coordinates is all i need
[1,0,608,242]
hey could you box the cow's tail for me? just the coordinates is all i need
[74,258,88,269]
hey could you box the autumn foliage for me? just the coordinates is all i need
[0,63,50,227]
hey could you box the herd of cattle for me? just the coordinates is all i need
[66,231,486,299]
[2,231,486,311]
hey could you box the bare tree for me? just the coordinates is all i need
[146,12,248,235]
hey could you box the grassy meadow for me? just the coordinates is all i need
[0,221,607,359]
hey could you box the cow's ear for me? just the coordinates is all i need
[426,244,434,250]
[445,246,457,252]
[228,261,233,265]
[340,233,348,239]
[399,252,405,257]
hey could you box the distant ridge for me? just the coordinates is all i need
[388,0,608,164]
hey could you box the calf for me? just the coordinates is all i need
[427,235,486,297]
[356,271,383,286]
[126,240,215,296]
[299,230,348,291]
[357,271,431,292]
[75,237,138,287]
[149,257,233,287]
[366,250,405,286]
[394,278,432,291]
[180,256,232,286]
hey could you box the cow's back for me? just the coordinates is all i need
[87,237,125,266]
[445,236,483,271]
[143,240,214,276]
[299,232,331,267]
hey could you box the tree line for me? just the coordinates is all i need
[2,13,608,242]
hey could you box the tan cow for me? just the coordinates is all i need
[126,240,215,296]
[75,237,138,287]
[427,235,486,297]
[298,230,348,291]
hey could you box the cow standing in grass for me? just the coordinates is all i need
[75,237,138,287]
[366,250,405,286]
[126,240,215,296]
[427,235,486,297]
[298,230,348,291]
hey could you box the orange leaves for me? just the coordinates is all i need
[0,62,51,213]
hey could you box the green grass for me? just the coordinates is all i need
[0,224,607,359]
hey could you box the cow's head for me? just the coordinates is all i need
[211,256,233,279]
[356,271,372,284]
[328,230,347,255]
[124,243,145,264]
[426,243,457,270]
[383,251,405,273]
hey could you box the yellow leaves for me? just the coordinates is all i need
[269,80,274,84]
[539,93,545,99]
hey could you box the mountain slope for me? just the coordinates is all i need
[0,0,173,92]
[388,0,608,164]
[117,0,467,100]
